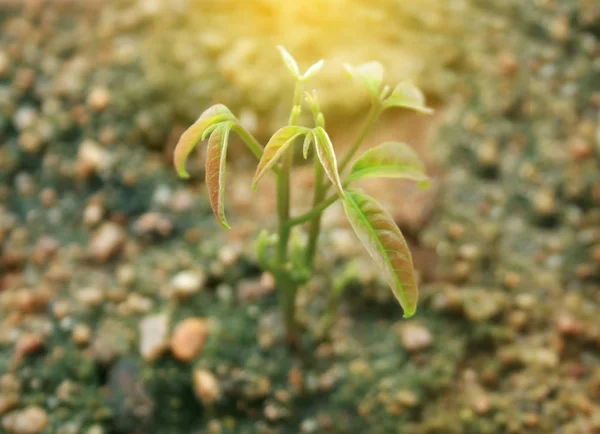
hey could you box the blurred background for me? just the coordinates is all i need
[0,0,599,433]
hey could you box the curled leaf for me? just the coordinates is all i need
[252,126,309,189]
[347,141,430,184]
[277,45,300,79]
[383,81,433,114]
[344,61,385,98]
[303,131,314,159]
[206,122,233,229]
[173,104,235,178]
[342,189,419,317]
[313,127,344,197]
[302,59,324,81]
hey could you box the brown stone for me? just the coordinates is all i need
[170,317,208,362]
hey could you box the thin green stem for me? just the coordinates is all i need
[338,103,381,173]
[274,80,303,350]
[286,193,339,228]
[305,158,326,268]
[303,102,381,269]
[231,124,263,159]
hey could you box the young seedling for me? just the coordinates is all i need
[174,46,433,349]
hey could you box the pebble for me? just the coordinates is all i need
[89,223,125,262]
[116,264,136,288]
[170,270,206,298]
[193,369,220,404]
[0,394,18,415]
[72,324,92,346]
[139,313,169,361]
[2,406,48,434]
[82,204,104,228]
[76,140,110,179]
[0,50,9,77]
[237,277,274,302]
[462,288,507,322]
[170,317,208,362]
[14,333,43,360]
[397,322,433,352]
[76,287,104,307]
[87,87,110,111]
[133,212,173,237]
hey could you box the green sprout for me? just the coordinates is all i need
[173,46,433,349]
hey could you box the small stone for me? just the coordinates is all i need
[447,222,465,240]
[83,204,104,228]
[503,272,521,290]
[19,132,43,154]
[133,212,173,237]
[237,277,274,302]
[125,293,153,314]
[556,313,583,336]
[568,138,593,161]
[0,394,18,415]
[0,50,10,78]
[76,140,110,179]
[15,333,43,360]
[116,265,136,288]
[462,288,507,322]
[14,68,35,90]
[76,287,104,307]
[72,324,92,346]
[170,270,206,298]
[89,223,125,262]
[87,87,110,111]
[170,318,208,362]
[498,52,519,76]
[397,322,433,352]
[477,140,498,170]
[533,189,556,218]
[591,245,600,265]
[5,406,48,434]
[218,245,240,267]
[193,369,220,404]
[395,389,419,407]
[139,313,169,361]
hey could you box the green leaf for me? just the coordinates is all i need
[302,131,314,159]
[302,59,324,81]
[312,127,344,197]
[252,126,309,189]
[277,45,300,79]
[344,61,385,98]
[173,104,235,178]
[383,81,433,114]
[342,189,419,317]
[205,122,233,229]
[347,141,430,184]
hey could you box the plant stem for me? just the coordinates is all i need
[338,103,381,173]
[304,159,325,268]
[302,103,381,269]
[231,124,263,159]
[274,81,303,349]
[286,193,339,228]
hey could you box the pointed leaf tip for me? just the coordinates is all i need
[342,189,419,317]
[302,59,324,81]
[173,104,235,179]
[253,126,309,188]
[348,142,429,184]
[302,131,314,159]
[277,45,300,79]
[205,122,233,229]
[383,81,433,114]
[344,61,385,97]
[313,127,344,197]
